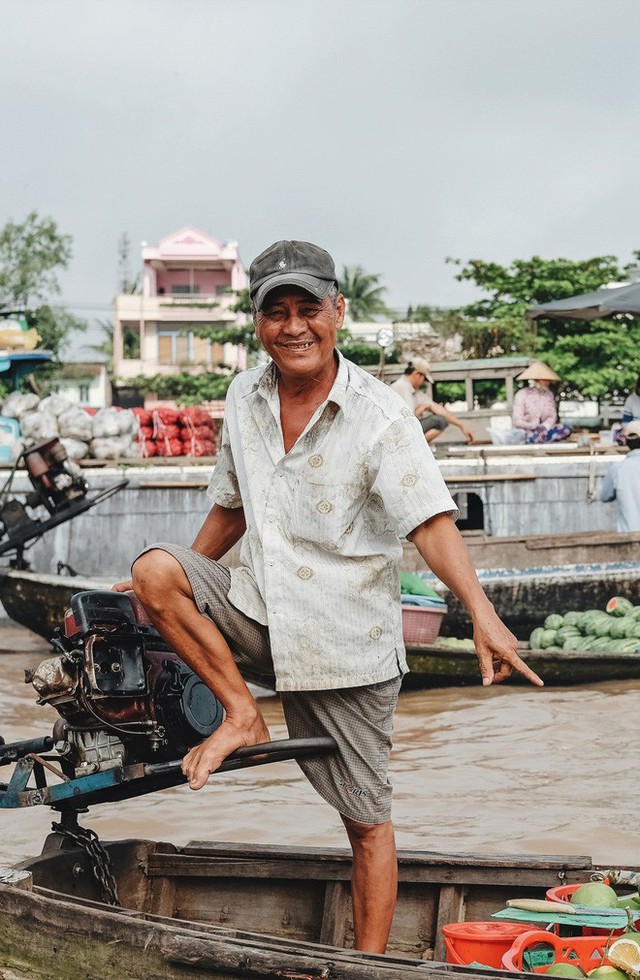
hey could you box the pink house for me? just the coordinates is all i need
[113,226,248,383]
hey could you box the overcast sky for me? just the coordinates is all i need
[2,0,639,352]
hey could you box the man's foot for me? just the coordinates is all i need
[181,709,270,790]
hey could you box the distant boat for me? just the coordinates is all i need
[2,566,640,690]
[404,641,640,688]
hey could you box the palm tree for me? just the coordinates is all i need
[340,265,393,321]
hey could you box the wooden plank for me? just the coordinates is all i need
[319,880,351,946]
[148,852,595,889]
[151,873,177,918]
[183,841,592,871]
[136,480,209,489]
[444,474,537,483]
[433,884,466,962]
[0,882,506,980]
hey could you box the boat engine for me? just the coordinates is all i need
[0,438,128,568]
[25,590,223,778]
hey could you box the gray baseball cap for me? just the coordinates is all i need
[249,240,338,310]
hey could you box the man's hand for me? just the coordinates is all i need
[472,607,543,687]
[461,425,475,444]
[408,514,544,689]
[112,579,134,593]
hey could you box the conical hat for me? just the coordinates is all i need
[516,361,561,382]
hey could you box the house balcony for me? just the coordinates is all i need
[115,293,242,324]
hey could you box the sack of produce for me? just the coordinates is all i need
[60,437,89,461]
[1,391,40,419]
[58,407,93,442]
[20,410,59,443]
[39,394,75,418]
[90,435,135,459]
[92,407,124,438]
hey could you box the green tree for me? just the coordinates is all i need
[447,253,640,399]
[0,212,86,380]
[126,371,235,406]
[340,265,393,321]
[0,211,72,308]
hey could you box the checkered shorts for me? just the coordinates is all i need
[133,543,401,824]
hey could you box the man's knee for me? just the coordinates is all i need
[131,549,190,613]
[342,816,395,851]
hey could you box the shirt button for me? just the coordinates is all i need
[369,626,382,640]
[297,566,313,580]
[268,560,275,567]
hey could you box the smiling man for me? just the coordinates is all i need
[119,240,542,954]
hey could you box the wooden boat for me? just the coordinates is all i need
[405,530,640,574]
[0,835,600,979]
[2,560,639,645]
[404,642,640,688]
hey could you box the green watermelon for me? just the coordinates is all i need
[544,614,564,630]
[540,629,558,649]
[529,627,546,649]
[606,596,634,617]
[555,626,582,645]
[563,611,582,627]
[610,618,633,639]
[593,618,614,638]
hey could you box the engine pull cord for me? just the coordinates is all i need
[50,821,120,906]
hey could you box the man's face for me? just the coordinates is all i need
[254,286,345,378]
[409,370,426,390]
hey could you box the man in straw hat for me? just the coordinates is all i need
[116,240,543,956]
[599,419,640,531]
[390,358,475,444]
[512,360,573,444]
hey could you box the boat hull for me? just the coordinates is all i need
[0,838,596,978]
[405,644,640,687]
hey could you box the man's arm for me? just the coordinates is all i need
[407,512,543,687]
[599,467,617,503]
[112,503,246,592]
[418,402,475,444]
[191,503,246,558]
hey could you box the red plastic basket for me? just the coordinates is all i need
[441,921,534,968]
[545,880,626,938]
[502,929,611,973]
[401,605,445,645]
[546,881,610,903]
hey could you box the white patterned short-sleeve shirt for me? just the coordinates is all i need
[207,351,457,691]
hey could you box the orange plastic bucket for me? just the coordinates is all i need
[442,921,534,967]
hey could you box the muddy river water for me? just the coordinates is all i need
[1,634,639,870]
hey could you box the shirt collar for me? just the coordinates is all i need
[255,349,350,412]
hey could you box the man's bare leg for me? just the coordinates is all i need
[342,816,398,953]
[132,550,270,789]
[425,428,441,444]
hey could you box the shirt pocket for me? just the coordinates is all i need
[293,468,360,547]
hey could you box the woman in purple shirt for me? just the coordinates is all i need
[512,361,573,444]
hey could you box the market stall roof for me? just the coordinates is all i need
[0,350,54,389]
[527,279,640,322]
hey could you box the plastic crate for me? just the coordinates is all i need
[502,929,611,973]
[401,605,446,645]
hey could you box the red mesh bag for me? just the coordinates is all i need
[155,438,184,457]
[133,408,153,427]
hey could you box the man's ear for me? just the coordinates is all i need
[335,293,346,329]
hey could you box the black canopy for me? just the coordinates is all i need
[527,279,640,322]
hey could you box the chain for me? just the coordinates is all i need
[51,820,120,906]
